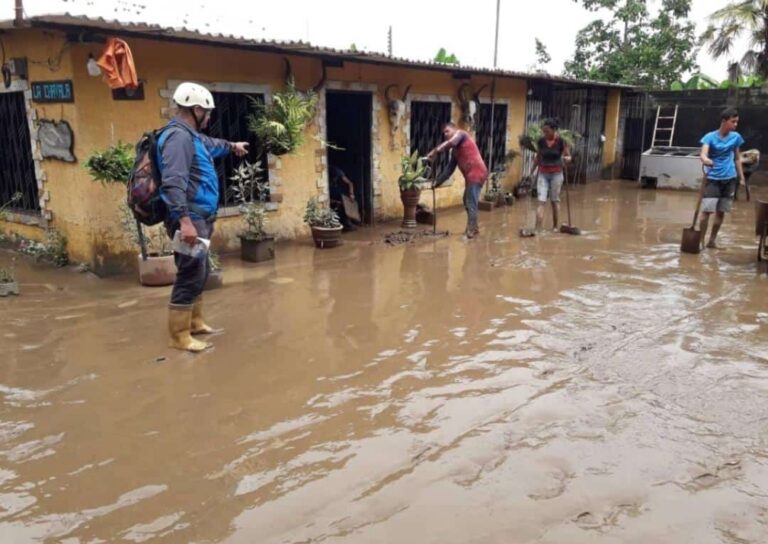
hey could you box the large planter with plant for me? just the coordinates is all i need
[305,197,342,249]
[0,256,18,297]
[86,143,177,285]
[399,151,429,229]
[230,161,275,263]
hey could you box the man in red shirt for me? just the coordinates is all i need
[428,122,488,238]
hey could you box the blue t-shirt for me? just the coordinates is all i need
[700,130,745,181]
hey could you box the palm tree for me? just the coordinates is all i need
[702,0,768,79]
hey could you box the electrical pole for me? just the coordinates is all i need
[488,0,501,173]
[14,0,24,26]
[388,26,393,57]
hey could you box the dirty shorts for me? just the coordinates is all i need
[537,171,564,203]
[702,178,737,213]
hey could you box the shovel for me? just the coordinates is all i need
[559,165,581,235]
[681,172,706,254]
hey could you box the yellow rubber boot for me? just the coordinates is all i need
[169,308,210,352]
[191,296,215,335]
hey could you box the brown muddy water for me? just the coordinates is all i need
[1,181,768,543]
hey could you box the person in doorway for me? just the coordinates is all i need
[329,165,358,231]
[159,82,249,352]
[427,122,488,238]
[699,108,745,249]
[534,118,571,232]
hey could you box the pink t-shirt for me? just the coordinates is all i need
[438,130,488,185]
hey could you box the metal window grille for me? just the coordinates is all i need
[207,92,269,206]
[0,91,39,212]
[619,92,646,180]
[477,103,508,172]
[410,101,452,177]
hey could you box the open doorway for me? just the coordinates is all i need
[326,91,373,226]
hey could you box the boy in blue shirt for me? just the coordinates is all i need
[699,108,746,249]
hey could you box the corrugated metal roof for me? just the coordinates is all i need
[2,13,635,90]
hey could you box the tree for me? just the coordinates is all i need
[434,48,460,65]
[701,0,768,80]
[535,38,551,68]
[564,0,699,88]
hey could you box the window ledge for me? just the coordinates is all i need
[1,211,44,227]
[217,202,280,218]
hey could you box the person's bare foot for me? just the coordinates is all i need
[706,240,719,249]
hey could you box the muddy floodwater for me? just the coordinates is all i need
[1,181,768,543]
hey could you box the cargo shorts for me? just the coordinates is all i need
[701,178,737,213]
[537,171,564,203]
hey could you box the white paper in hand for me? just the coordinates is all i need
[172,230,210,258]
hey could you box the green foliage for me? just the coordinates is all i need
[519,125,581,153]
[702,1,768,79]
[207,248,221,271]
[0,258,15,284]
[349,43,358,52]
[18,230,68,267]
[230,161,270,240]
[85,142,135,184]
[670,72,765,90]
[398,150,430,191]
[434,48,460,65]
[118,204,173,256]
[535,38,551,67]
[484,172,503,202]
[248,81,317,156]
[565,0,699,88]
[304,197,341,229]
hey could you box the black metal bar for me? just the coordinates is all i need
[0,91,39,213]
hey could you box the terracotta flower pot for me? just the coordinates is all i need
[240,235,275,263]
[311,226,343,249]
[400,188,422,228]
[137,254,176,287]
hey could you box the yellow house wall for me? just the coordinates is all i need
[1,28,613,274]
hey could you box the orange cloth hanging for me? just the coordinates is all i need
[96,37,139,90]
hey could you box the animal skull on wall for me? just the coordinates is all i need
[283,57,327,93]
[385,84,411,148]
[458,84,486,130]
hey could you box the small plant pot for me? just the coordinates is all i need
[400,189,422,228]
[204,269,224,291]
[137,254,177,287]
[0,281,19,297]
[311,226,343,249]
[505,194,516,206]
[240,235,275,263]
[479,200,495,212]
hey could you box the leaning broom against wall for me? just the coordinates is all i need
[159,82,249,352]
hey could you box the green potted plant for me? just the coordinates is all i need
[204,248,224,290]
[119,204,176,286]
[230,161,275,263]
[247,82,317,156]
[86,143,175,285]
[399,150,429,228]
[304,197,342,248]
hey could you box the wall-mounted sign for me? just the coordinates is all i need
[31,80,74,103]
[38,120,76,163]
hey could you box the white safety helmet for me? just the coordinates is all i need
[172,82,215,110]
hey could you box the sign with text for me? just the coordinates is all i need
[31,80,74,103]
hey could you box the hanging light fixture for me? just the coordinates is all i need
[86,54,101,77]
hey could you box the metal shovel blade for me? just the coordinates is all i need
[680,227,702,254]
[559,224,582,236]
[519,228,536,238]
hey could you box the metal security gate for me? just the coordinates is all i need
[584,89,607,181]
[619,92,646,180]
[208,92,268,206]
[522,90,543,179]
[477,103,508,172]
[410,101,452,177]
[0,91,38,212]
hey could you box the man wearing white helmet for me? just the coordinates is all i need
[159,82,249,352]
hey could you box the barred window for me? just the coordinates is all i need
[410,101,452,178]
[476,103,508,172]
[0,91,39,213]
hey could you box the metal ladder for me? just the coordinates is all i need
[651,104,678,148]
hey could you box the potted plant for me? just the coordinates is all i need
[399,150,429,228]
[84,142,134,185]
[0,258,18,297]
[248,82,317,156]
[204,248,224,290]
[481,172,501,212]
[119,204,176,286]
[304,197,342,249]
[230,161,275,263]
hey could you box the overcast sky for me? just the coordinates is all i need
[4,0,744,82]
